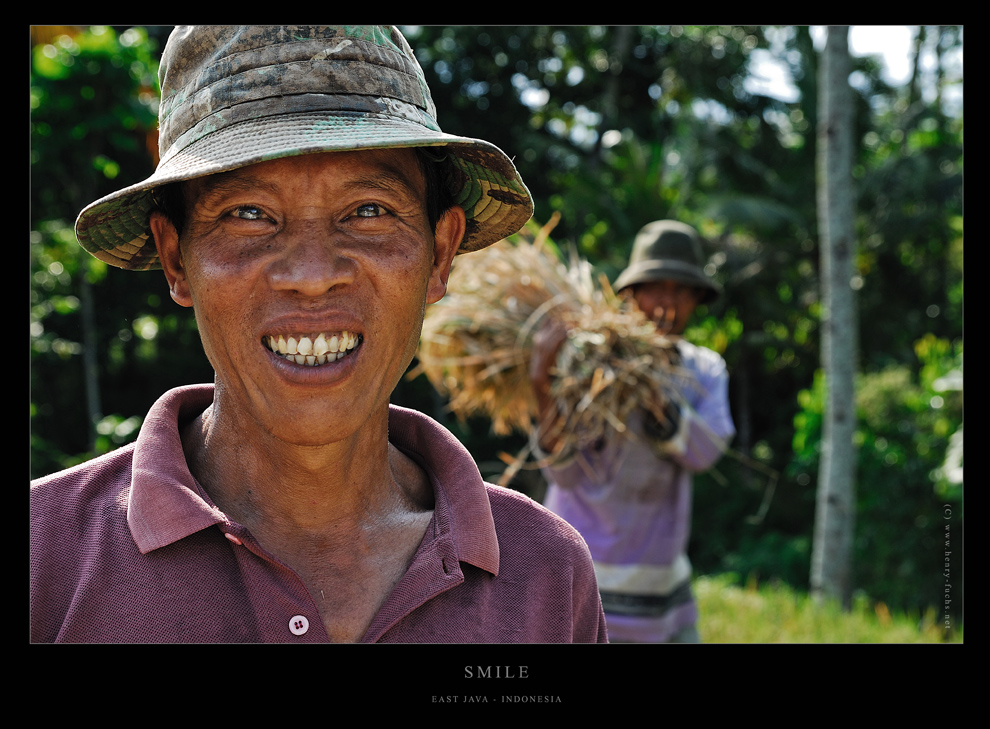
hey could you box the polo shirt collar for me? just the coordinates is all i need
[127,386,500,577]
[128,385,229,553]
[388,404,500,577]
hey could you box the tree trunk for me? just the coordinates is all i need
[78,142,103,452]
[79,264,102,451]
[811,26,858,609]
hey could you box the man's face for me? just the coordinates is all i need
[150,149,464,446]
[630,279,703,336]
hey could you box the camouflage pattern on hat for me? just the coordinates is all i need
[74,25,533,270]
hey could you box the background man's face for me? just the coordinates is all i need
[631,279,703,336]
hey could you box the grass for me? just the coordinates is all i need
[694,574,961,643]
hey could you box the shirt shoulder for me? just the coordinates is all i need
[31,446,138,643]
[31,445,136,528]
[485,483,591,549]
[484,482,602,592]
[676,338,728,377]
[482,483,607,642]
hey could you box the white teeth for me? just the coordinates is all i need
[266,331,360,366]
[313,334,328,356]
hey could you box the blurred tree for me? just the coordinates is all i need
[810,26,857,609]
[31,25,212,479]
[31,25,158,469]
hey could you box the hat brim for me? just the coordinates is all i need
[74,111,534,270]
[613,260,720,304]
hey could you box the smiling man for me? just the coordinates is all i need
[30,26,607,644]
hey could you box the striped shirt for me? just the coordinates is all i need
[542,340,734,642]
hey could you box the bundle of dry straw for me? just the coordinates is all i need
[414,216,688,479]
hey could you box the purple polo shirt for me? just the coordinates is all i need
[31,385,606,643]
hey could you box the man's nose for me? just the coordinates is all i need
[652,292,679,313]
[268,221,356,296]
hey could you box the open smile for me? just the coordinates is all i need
[264,331,362,366]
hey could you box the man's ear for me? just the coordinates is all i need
[426,205,466,305]
[150,210,193,308]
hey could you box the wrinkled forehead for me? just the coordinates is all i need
[184,148,427,202]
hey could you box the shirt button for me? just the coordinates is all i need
[289,615,310,636]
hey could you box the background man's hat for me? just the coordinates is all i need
[613,220,720,304]
[74,25,534,271]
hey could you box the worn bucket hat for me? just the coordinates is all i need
[613,220,720,304]
[74,25,534,271]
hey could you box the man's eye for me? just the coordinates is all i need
[230,205,267,220]
[354,203,386,218]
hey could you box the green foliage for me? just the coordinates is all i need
[685,308,744,356]
[30,26,211,479]
[404,25,792,265]
[93,413,144,454]
[788,336,963,613]
[31,26,159,221]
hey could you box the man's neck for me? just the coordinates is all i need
[179,396,436,643]
[180,399,433,547]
